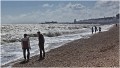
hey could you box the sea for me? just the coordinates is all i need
[0,24,114,66]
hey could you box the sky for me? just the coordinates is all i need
[1,0,119,24]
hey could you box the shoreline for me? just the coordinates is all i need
[2,25,119,67]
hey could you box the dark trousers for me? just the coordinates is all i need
[39,45,45,59]
[23,48,30,60]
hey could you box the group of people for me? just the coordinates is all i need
[91,26,101,34]
[21,31,45,62]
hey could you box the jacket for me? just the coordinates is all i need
[21,37,30,49]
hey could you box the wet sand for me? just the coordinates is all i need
[11,25,119,67]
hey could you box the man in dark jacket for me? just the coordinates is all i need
[92,27,94,34]
[37,31,45,60]
[94,26,98,33]
[99,27,101,32]
[21,34,30,62]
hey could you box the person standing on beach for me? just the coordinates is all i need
[116,24,117,27]
[95,26,98,33]
[37,31,45,60]
[21,34,31,62]
[99,27,101,32]
[92,27,94,34]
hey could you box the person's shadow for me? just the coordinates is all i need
[37,57,45,61]
[19,58,45,64]
[19,60,29,64]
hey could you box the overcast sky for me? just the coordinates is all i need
[1,0,119,24]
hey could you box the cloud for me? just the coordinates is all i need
[94,1,119,17]
[2,1,119,24]
[42,3,54,8]
[95,1,119,9]
[65,2,86,10]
